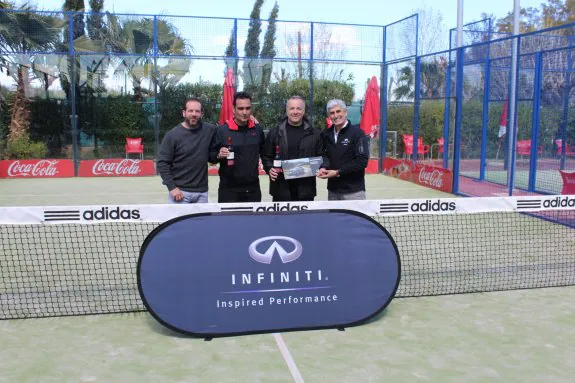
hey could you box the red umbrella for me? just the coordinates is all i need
[218,68,235,125]
[496,99,508,160]
[360,76,380,139]
[498,99,508,138]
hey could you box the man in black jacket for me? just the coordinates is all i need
[262,96,323,201]
[318,99,369,200]
[157,97,220,203]
[216,91,266,203]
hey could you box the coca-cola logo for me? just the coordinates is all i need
[92,159,142,176]
[7,160,60,177]
[418,167,445,188]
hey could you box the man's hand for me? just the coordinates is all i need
[250,116,259,124]
[317,168,338,179]
[218,147,229,159]
[170,187,184,202]
[269,167,280,181]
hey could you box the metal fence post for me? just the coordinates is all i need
[442,53,452,169]
[68,11,79,176]
[560,38,572,170]
[507,35,521,195]
[480,57,491,180]
[528,51,543,192]
[309,22,314,127]
[380,25,387,172]
[412,56,421,164]
[153,16,160,172]
[453,47,465,194]
[233,18,239,92]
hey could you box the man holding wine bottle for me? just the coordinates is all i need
[262,96,323,202]
[216,91,266,203]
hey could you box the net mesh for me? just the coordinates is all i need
[1,199,574,320]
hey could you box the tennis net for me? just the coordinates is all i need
[1,196,574,319]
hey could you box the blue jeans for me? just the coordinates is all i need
[168,190,209,204]
[328,190,366,201]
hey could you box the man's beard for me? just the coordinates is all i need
[186,117,200,128]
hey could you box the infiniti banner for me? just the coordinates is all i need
[138,210,401,337]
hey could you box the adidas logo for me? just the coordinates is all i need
[82,207,141,220]
[543,196,575,208]
[255,203,309,212]
[410,200,456,212]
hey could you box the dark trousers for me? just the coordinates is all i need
[272,183,314,202]
[218,188,262,203]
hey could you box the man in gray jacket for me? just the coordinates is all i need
[157,97,221,203]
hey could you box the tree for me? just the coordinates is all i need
[242,0,264,89]
[260,1,279,90]
[408,6,448,55]
[541,0,575,33]
[0,2,61,158]
[285,24,349,81]
[223,28,235,70]
[495,7,541,34]
[393,66,414,101]
[104,15,192,99]
[60,0,85,119]
[87,0,104,41]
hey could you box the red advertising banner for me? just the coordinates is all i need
[383,158,453,193]
[366,159,378,174]
[79,159,156,177]
[0,159,75,178]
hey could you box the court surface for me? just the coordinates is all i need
[1,174,574,382]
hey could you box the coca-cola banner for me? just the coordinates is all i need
[79,159,156,177]
[0,159,75,178]
[383,158,453,193]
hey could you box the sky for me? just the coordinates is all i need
[27,0,544,30]
[9,0,547,101]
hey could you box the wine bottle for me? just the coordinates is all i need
[227,137,234,166]
[273,145,282,172]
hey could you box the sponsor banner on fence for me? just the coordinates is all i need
[0,159,75,178]
[79,159,156,177]
[382,158,453,193]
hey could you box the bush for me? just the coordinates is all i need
[5,135,47,159]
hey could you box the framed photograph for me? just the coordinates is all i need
[281,156,323,180]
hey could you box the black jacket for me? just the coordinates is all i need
[262,118,323,198]
[157,122,219,192]
[216,118,265,191]
[321,121,369,193]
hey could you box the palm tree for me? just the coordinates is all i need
[104,15,192,100]
[0,2,61,154]
[393,66,414,101]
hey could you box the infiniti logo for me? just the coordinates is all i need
[248,236,303,264]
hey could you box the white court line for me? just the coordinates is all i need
[0,192,166,197]
[273,333,304,383]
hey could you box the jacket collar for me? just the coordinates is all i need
[278,118,311,134]
[226,118,255,131]
[328,120,350,132]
